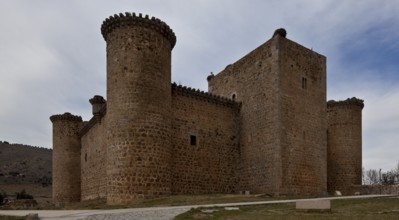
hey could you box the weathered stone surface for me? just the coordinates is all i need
[171,88,239,194]
[50,112,82,204]
[26,213,39,220]
[327,98,363,195]
[80,116,107,201]
[209,32,327,196]
[104,13,174,205]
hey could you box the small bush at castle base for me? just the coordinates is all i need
[15,189,33,200]
[0,192,6,206]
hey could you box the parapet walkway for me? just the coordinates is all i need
[0,194,394,220]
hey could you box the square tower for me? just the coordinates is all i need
[208,29,327,195]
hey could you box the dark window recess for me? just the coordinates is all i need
[232,94,236,100]
[85,153,87,162]
[190,135,197,146]
[302,77,307,89]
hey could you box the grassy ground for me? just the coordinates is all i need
[0,216,25,220]
[0,183,52,207]
[0,193,279,210]
[61,194,288,210]
[1,193,285,210]
[174,197,399,220]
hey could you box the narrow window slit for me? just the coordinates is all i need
[190,135,197,146]
[302,77,307,89]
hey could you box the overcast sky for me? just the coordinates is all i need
[0,0,398,171]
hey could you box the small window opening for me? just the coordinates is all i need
[232,94,236,100]
[190,135,197,146]
[302,77,307,89]
[85,153,87,162]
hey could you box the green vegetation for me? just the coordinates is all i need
[174,197,399,220]
[15,189,33,200]
[62,194,281,210]
[0,191,6,206]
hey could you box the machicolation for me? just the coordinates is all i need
[101,12,176,48]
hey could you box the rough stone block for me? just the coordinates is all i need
[296,200,331,212]
[26,213,39,220]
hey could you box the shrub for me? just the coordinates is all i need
[15,189,33,200]
[0,191,6,205]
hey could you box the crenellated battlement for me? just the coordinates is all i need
[50,112,82,122]
[172,83,240,108]
[327,97,364,109]
[101,12,176,48]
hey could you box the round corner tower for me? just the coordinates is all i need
[327,98,364,195]
[50,112,83,204]
[101,12,176,204]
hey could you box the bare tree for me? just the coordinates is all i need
[364,169,380,185]
[395,161,399,184]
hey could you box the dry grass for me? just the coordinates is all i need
[174,197,399,220]
[61,194,285,210]
[0,183,52,208]
[0,216,25,220]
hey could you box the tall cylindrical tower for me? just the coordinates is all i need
[101,12,176,204]
[327,98,364,195]
[50,112,82,204]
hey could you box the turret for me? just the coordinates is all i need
[89,95,106,117]
[327,97,364,195]
[101,12,176,204]
[50,112,83,204]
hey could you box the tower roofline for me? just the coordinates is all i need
[101,12,176,48]
[172,83,240,108]
[50,112,82,122]
[327,97,364,109]
[89,95,106,105]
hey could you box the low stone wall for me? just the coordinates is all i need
[353,185,399,195]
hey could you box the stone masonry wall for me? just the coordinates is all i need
[327,98,363,195]
[80,115,107,200]
[278,37,327,195]
[51,12,365,204]
[171,85,240,194]
[208,38,282,194]
[209,33,328,195]
[50,113,82,204]
[102,13,175,204]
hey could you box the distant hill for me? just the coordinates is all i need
[0,141,52,186]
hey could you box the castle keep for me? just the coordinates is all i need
[50,12,364,205]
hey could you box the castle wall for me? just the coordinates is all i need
[171,85,240,194]
[278,37,327,195]
[50,113,82,204]
[327,98,363,195]
[208,39,282,194]
[80,116,107,200]
[51,12,363,203]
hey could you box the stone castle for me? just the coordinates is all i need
[50,12,364,205]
